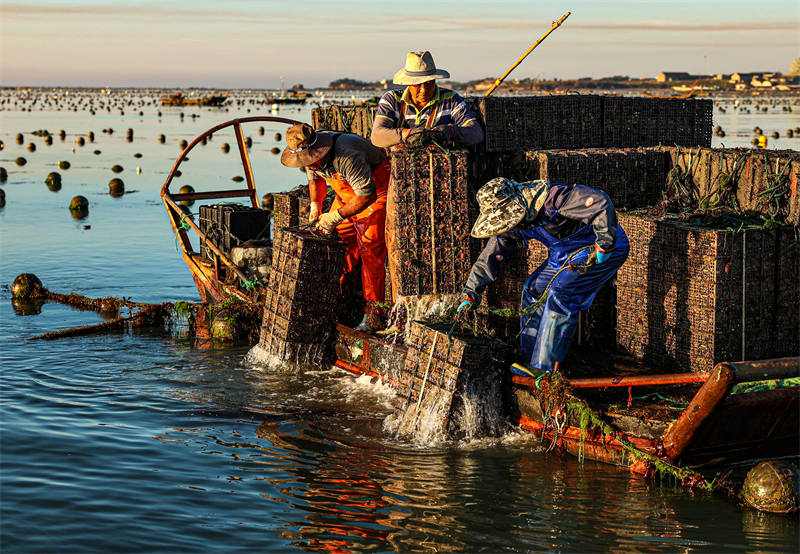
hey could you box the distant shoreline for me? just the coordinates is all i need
[1,86,798,98]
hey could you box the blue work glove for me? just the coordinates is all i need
[457,297,473,313]
[594,245,611,264]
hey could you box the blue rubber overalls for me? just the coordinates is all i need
[518,222,629,371]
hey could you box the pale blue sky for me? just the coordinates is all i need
[1,0,797,87]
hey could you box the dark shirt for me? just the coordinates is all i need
[370,85,484,147]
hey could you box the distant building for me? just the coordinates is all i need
[656,72,711,82]
[657,72,691,82]
[751,77,774,88]
[730,72,767,83]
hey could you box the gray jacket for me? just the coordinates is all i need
[306,133,386,196]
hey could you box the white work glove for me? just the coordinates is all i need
[308,201,321,222]
[316,209,344,234]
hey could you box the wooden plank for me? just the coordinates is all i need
[170,189,253,201]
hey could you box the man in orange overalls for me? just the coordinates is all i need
[281,123,389,333]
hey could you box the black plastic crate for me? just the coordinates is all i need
[199,204,271,259]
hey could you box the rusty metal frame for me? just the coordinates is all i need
[160,116,303,301]
[661,357,799,460]
[510,357,799,468]
[511,372,710,390]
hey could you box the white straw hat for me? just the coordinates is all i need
[393,51,450,85]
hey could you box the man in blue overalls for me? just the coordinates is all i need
[457,178,629,375]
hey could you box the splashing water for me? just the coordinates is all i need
[244,341,325,369]
[246,329,335,367]
[386,293,460,343]
[455,371,508,441]
[384,369,507,446]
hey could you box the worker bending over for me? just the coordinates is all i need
[281,123,389,333]
[459,178,629,374]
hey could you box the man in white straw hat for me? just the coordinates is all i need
[457,178,629,377]
[371,51,484,300]
[370,51,483,148]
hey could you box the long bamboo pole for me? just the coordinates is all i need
[484,12,571,97]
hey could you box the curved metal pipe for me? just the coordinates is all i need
[160,115,303,198]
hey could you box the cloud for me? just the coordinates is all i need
[2,3,795,33]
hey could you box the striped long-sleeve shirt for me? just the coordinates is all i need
[370,86,484,148]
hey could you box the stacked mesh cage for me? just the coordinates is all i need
[474,95,711,153]
[616,213,800,372]
[396,321,509,428]
[389,149,472,296]
[533,148,669,208]
[472,148,669,212]
[258,228,346,362]
[602,97,712,148]
[198,204,271,259]
[477,95,603,153]
[658,147,800,226]
[271,192,311,247]
[311,104,377,138]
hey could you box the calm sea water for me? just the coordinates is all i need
[1,91,798,552]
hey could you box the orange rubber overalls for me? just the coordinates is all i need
[310,158,390,310]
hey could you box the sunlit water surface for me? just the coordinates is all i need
[1,93,798,552]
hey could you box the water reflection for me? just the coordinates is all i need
[11,297,44,316]
[169,389,799,552]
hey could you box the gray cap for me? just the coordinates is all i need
[470,178,549,238]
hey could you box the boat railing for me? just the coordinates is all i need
[160,116,303,301]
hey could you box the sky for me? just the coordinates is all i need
[1,0,797,88]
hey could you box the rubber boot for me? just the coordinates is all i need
[529,305,579,372]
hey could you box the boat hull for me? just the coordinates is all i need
[330,325,799,472]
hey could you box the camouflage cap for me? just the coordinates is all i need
[470,178,549,238]
[470,177,526,238]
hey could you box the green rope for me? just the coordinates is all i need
[431,139,451,156]
[758,155,791,221]
[517,245,594,339]
[241,280,262,290]
[701,152,748,212]
[731,376,800,394]
[174,212,196,252]
[565,397,714,490]
[339,105,357,132]
[632,392,689,410]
